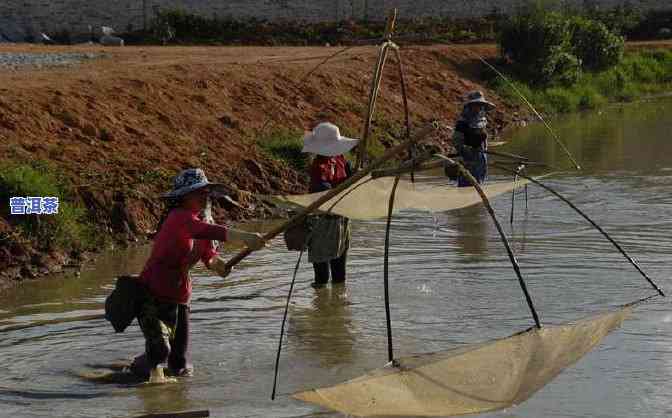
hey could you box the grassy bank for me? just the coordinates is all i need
[489,49,672,115]
[0,162,98,249]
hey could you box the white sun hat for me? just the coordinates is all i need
[302,122,360,157]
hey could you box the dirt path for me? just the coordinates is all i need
[0,43,526,289]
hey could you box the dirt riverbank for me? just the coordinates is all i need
[0,43,532,290]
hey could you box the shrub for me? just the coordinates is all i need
[499,5,625,86]
[570,16,624,71]
[499,9,573,85]
[545,50,582,86]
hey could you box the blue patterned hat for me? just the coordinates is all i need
[162,168,223,199]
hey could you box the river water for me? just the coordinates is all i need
[1,98,672,418]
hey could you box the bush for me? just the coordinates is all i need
[570,17,624,71]
[0,162,95,251]
[499,5,626,86]
[499,9,573,85]
[546,50,582,86]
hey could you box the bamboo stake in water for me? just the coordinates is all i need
[271,249,304,400]
[383,176,401,364]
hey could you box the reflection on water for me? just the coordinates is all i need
[0,98,672,417]
[449,206,490,258]
[288,284,355,367]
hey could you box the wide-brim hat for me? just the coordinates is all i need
[302,122,360,157]
[162,168,224,199]
[464,90,496,111]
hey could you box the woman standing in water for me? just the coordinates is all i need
[453,91,496,187]
[302,122,359,288]
[131,168,264,382]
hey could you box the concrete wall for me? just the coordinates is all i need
[0,0,670,40]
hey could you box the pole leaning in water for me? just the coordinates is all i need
[436,155,542,329]
[383,176,401,364]
[222,123,438,274]
[271,248,305,400]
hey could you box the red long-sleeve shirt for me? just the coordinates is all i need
[139,208,227,304]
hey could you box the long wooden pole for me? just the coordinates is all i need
[222,123,438,274]
[356,10,398,170]
[383,176,401,364]
[271,249,304,400]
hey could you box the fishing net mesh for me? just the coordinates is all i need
[269,175,530,220]
[293,307,631,417]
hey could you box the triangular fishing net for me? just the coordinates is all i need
[293,307,630,417]
[268,175,530,220]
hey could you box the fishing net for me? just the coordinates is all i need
[293,307,631,417]
[268,175,530,220]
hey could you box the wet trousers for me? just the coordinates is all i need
[134,297,191,376]
[313,251,348,285]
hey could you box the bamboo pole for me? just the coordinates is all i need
[134,411,209,418]
[383,176,401,364]
[222,123,438,274]
[271,249,305,400]
[355,10,398,170]
[371,160,445,179]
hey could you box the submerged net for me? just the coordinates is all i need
[293,307,631,417]
[268,175,530,220]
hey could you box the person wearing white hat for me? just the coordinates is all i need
[302,123,360,288]
[129,168,264,382]
[453,91,496,187]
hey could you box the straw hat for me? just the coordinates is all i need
[464,91,496,111]
[162,168,223,199]
[302,122,360,157]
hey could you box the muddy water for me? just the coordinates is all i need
[2,98,672,418]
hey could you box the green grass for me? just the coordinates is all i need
[0,161,98,252]
[490,50,672,115]
[256,129,309,172]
